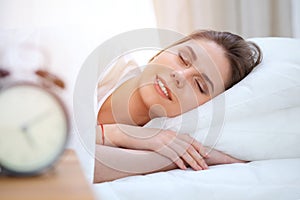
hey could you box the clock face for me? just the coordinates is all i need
[0,84,68,175]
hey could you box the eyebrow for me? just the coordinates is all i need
[201,73,214,93]
[186,46,197,61]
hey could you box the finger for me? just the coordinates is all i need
[159,132,206,170]
[178,134,208,158]
[171,137,208,170]
[167,139,202,171]
[186,146,208,170]
[181,151,202,171]
[174,158,188,170]
[156,145,187,170]
[191,140,209,158]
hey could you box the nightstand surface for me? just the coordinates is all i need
[0,149,95,200]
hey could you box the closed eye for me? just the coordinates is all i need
[195,80,204,93]
[178,51,191,67]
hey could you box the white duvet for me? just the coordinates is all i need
[93,158,300,200]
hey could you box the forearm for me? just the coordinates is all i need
[93,144,177,183]
[95,124,246,172]
[96,124,159,149]
[93,144,246,183]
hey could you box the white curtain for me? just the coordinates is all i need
[153,0,300,38]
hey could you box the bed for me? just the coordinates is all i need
[88,37,300,200]
[1,29,299,200]
[93,158,300,200]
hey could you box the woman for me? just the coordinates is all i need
[94,30,262,183]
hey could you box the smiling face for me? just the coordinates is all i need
[136,39,231,117]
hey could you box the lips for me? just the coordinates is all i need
[154,75,172,101]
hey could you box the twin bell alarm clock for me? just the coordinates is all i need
[0,68,69,176]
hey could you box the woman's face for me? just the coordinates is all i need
[137,39,231,117]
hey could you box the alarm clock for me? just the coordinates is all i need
[0,69,69,176]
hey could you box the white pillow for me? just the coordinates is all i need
[145,37,300,161]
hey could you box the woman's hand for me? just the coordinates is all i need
[146,130,209,171]
[99,124,209,171]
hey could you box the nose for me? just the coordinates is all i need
[170,68,197,88]
[170,70,186,88]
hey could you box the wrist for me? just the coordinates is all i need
[110,124,123,147]
[98,124,118,147]
[114,124,154,150]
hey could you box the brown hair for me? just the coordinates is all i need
[151,30,262,90]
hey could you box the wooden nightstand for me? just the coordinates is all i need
[0,149,95,200]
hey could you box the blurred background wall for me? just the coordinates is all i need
[0,0,156,102]
[153,0,300,38]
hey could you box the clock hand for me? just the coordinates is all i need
[21,126,36,148]
[0,126,36,148]
[21,109,52,129]
[20,109,53,148]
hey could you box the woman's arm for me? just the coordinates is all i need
[94,144,178,183]
[94,124,246,182]
[94,143,245,183]
[96,124,209,171]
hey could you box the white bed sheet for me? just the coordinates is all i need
[93,158,300,200]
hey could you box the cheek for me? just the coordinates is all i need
[175,83,198,107]
[138,85,158,107]
[138,82,197,117]
[138,85,182,117]
[176,92,198,113]
[173,86,212,114]
[138,63,211,117]
[150,53,178,70]
[138,84,210,118]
